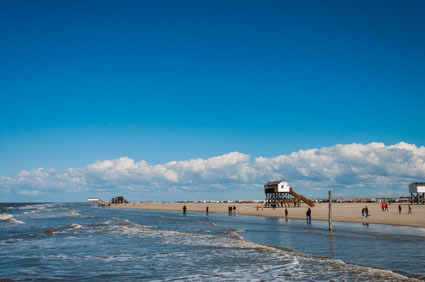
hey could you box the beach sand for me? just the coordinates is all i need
[111,202,425,228]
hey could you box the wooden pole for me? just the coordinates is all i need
[329,190,332,231]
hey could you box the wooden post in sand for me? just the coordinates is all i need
[328,190,332,231]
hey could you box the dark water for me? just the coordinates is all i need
[1,203,424,281]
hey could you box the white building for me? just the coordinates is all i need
[264,181,290,193]
[88,198,100,202]
[409,182,425,193]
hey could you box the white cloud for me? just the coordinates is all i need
[1,142,424,198]
[17,189,42,196]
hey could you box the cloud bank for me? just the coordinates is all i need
[1,142,424,200]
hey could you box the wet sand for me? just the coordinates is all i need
[112,202,425,228]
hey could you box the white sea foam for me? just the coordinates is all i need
[0,213,25,224]
[19,205,36,210]
[68,209,81,216]
[23,210,38,215]
[19,204,52,210]
[231,232,244,240]
[10,218,25,224]
[0,213,13,221]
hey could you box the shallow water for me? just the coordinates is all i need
[0,203,424,281]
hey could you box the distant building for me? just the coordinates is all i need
[88,198,100,202]
[111,196,128,204]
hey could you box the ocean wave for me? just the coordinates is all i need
[19,203,54,210]
[0,213,25,224]
[0,207,418,281]
[0,213,13,221]
[23,210,38,215]
[227,231,243,240]
[42,223,84,236]
[112,219,152,232]
[99,219,415,281]
[68,209,81,216]
[44,228,60,235]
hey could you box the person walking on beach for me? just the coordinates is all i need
[285,208,288,218]
[361,207,365,217]
[408,205,412,214]
[381,203,385,211]
[306,208,311,222]
[256,205,259,211]
[365,206,369,218]
[233,206,236,214]
[398,204,402,214]
[183,205,187,215]
[261,204,264,211]
[385,203,388,211]
[206,206,209,214]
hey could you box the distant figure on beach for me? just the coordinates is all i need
[206,206,209,214]
[261,204,264,211]
[285,208,288,218]
[398,204,402,214]
[256,205,259,211]
[306,208,311,222]
[361,208,365,217]
[365,206,369,218]
[228,206,232,215]
[408,205,412,214]
[381,203,385,211]
[385,203,388,211]
[183,205,187,215]
[233,206,236,214]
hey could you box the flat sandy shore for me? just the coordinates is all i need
[111,202,425,228]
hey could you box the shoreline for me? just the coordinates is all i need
[110,202,425,228]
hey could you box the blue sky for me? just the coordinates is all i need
[1,0,425,202]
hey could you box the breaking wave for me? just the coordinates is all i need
[0,213,25,224]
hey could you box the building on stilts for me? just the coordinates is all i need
[264,180,315,208]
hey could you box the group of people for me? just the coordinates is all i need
[183,203,414,223]
[361,206,369,218]
[381,203,389,211]
[398,204,413,214]
[182,205,238,215]
[228,206,237,214]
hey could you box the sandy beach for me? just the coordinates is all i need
[112,202,425,228]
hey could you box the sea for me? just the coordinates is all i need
[1,202,424,281]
